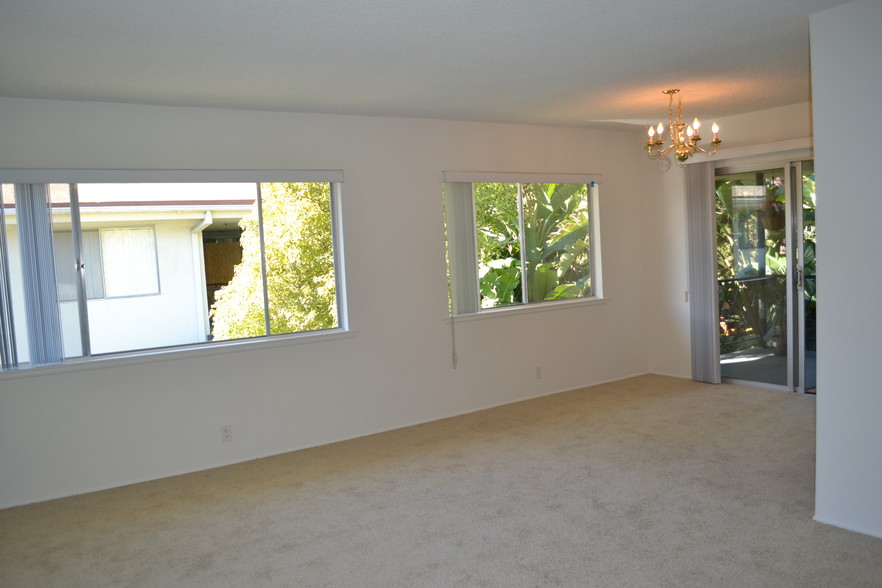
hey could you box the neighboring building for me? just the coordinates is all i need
[1,183,252,361]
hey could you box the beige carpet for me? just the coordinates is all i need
[2,375,881,587]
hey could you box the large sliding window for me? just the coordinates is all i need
[0,171,346,371]
[442,172,602,315]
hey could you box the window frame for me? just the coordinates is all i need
[0,169,348,374]
[442,171,603,316]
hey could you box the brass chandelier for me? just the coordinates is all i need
[645,89,720,164]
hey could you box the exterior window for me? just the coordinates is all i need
[443,173,601,315]
[54,230,104,301]
[54,228,159,301]
[100,228,160,297]
[0,176,345,371]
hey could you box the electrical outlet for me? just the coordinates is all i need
[221,425,232,443]
[535,366,542,379]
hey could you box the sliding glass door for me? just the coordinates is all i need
[715,160,816,392]
[795,161,816,392]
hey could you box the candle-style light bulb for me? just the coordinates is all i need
[656,122,664,135]
[686,126,694,139]
[711,122,720,135]
[692,118,701,131]
[648,126,655,138]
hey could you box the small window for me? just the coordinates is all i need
[53,227,160,301]
[100,228,160,298]
[443,172,601,315]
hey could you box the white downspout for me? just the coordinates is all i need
[191,211,213,235]
[191,211,212,340]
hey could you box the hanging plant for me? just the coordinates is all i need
[760,200,786,231]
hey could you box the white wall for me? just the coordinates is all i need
[646,101,815,379]
[811,0,882,539]
[0,98,657,508]
[710,102,812,149]
[645,163,691,378]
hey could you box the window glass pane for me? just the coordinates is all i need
[196,185,264,342]
[48,185,84,358]
[474,183,521,308]
[210,183,338,339]
[78,183,255,354]
[716,170,789,364]
[53,232,76,302]
[522,183,591,302]
[445,179,595,316]
[1,178,345,370]
[100,228,159,298]
[53,231,104,301]
[262,182,338,335]
[1,184,67,365]
[0,184,31,366]
[82,231,105,298]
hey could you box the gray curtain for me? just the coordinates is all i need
[685,162,720,383]
[15,183,64,365]
[442,182,479,315]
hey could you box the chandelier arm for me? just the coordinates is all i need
[692,143,720,157]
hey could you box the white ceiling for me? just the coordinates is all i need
[0,0,850,128]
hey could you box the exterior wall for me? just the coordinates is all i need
[3,218,212,361]
[0,98,657,508]
[79,219,210,355]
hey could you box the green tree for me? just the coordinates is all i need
[211,182,337,340]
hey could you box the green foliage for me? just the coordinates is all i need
[479,258,520,306]
[475,183,522,306]
[715,181,736,280]
[211,182,337,340]
[716,170,816,354]
[522,183,591,302]
[475,183,520,264]
[474,182,591,308]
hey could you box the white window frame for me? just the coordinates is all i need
[442,171,603,316]
[0,169,348,375]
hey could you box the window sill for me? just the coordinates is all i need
[0,328,354,381]
[445,296,606,323]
